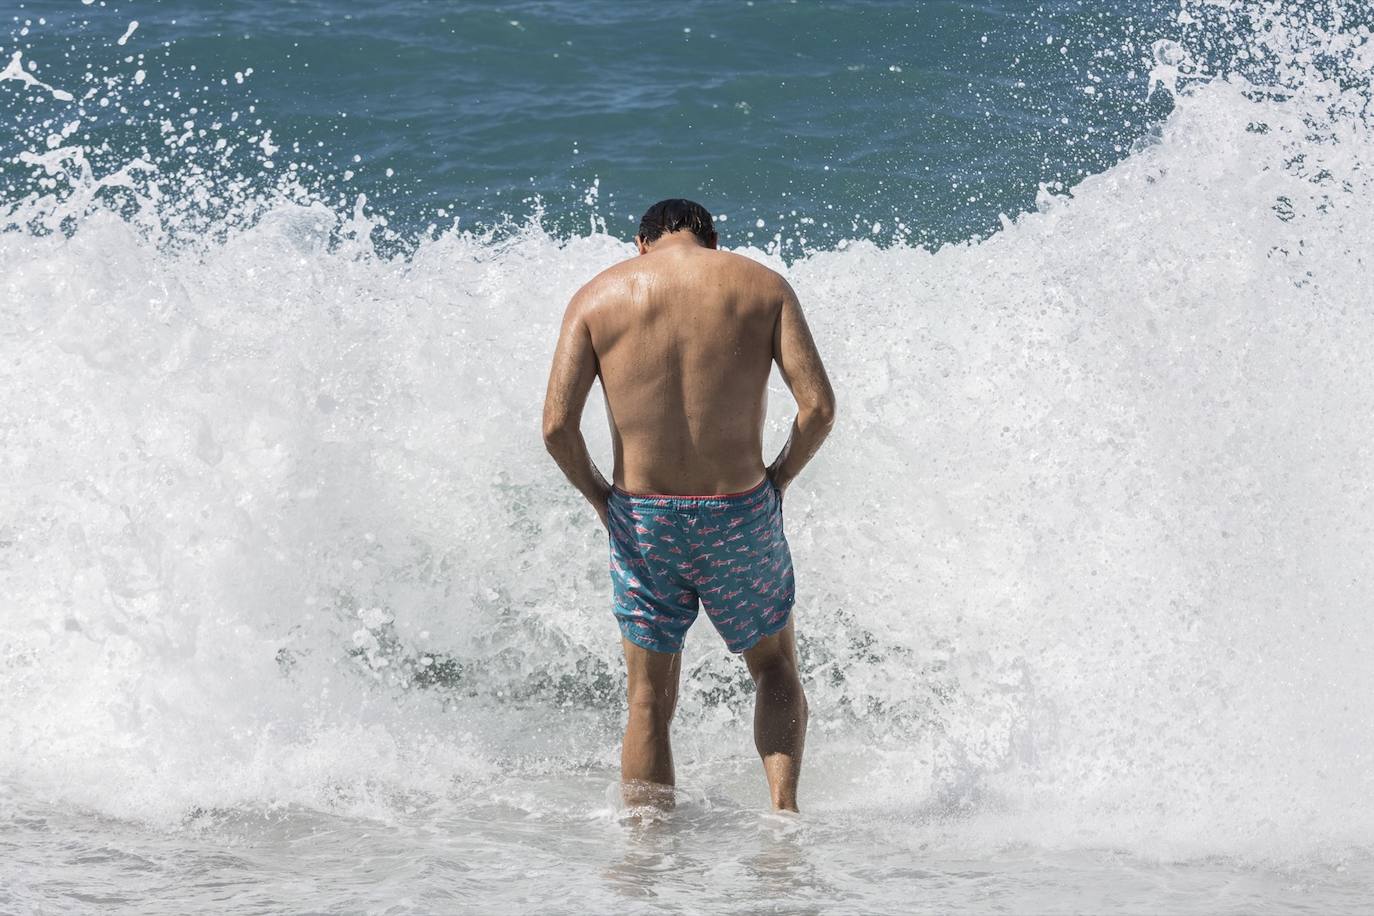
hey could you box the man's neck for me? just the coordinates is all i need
[648,232,705,252]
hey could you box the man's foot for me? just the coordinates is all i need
[620,778,676,811]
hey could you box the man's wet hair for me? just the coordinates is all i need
[637,198,716,245]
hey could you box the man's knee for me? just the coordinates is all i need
[749,653,800,689]
[626,684,677,732]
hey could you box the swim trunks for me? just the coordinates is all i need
[607,477,795,654]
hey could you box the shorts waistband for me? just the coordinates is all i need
[610,476,771,510]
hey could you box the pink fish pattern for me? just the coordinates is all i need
[607,478,795,654]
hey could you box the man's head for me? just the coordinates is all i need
[635,198,717,253]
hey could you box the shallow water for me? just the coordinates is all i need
[6,770,1373,915]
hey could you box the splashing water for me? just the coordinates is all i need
[3,1,1374,912]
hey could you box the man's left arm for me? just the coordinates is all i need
[542,290,611,529]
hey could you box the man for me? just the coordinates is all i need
[542,199,835,812]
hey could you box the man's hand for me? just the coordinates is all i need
[766,462,788,503]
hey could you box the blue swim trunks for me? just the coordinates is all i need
[607,477,795,654]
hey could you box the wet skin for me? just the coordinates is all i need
[542,229,835,811]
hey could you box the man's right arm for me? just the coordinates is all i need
[767,278,836,495]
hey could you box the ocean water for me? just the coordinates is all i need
[3,0,1374,913]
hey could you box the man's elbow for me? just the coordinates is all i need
[541,416,576,451]
[804,394,837,431]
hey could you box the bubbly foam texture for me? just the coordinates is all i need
[2,0,1372,860]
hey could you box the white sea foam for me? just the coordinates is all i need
[1,0,1372,872]
[0,51,74,102]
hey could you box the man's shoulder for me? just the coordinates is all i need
[568,259,637,315]
[728,249,794,295]
[707,246,784,278]
[573,247,787,316]
[673,249,789,308]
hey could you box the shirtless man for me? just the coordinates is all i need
[541,199,836,812]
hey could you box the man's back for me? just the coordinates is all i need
[583,243,781,495]
[542,199,833,813]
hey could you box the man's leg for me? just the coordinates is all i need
[742,620,808,812]
[620,637,682,808]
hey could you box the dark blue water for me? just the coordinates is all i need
[3,0,1177,251]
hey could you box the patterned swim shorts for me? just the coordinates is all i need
[607,476,795,654]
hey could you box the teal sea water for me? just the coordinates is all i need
[4,1,1374,914]
[5,0,1179,249]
